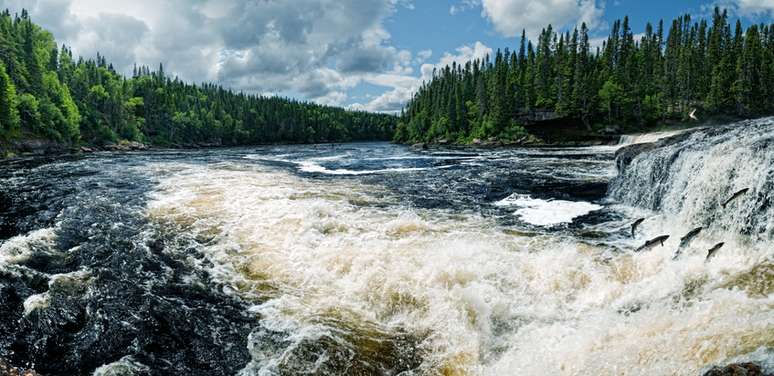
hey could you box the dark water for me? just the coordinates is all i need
[0,131,771,375]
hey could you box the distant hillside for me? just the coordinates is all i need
[0,9,395,156]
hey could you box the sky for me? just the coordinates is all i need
[1,0,773,113]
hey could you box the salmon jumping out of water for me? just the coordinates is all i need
[635,235,670,252]
[706,242,725,260]
[631,218,645,238]
[722,188,750,208]
[673,227,703,259]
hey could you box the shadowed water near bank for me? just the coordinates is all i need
[1,118,773,375]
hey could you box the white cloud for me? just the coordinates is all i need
[479,0,605,38]
[415,49,433,64]
[703,0,774,19]
[450,0,481,15]
[354,41,492,113]
[432,42,492,77]
[736,0,774,15]
[0,0,416,106]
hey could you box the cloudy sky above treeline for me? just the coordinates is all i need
[1,0,772,112]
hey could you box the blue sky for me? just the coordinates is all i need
[2,0,773,113]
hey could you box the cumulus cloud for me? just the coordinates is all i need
[430,41,492,79]
[450,0,605,38]
[0,0,415,107]
[353,41,492,113]
[735,0,774,16]
[481,0,605,38]
[0,1,536,113]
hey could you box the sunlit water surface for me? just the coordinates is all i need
[1,121,773,375]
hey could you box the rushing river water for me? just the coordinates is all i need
[1,118,773,375]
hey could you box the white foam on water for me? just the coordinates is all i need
[23,292,51,316]
[93,356,150,376]
[0,227,58,265]
[146,162,773,375]
[297,160,451,175]
[245,153,453,175]
[496,194,603,226]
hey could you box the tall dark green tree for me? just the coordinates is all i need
[395,9,774,144]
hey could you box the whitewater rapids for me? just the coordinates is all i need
[147,122,772,375]
[1,118,773,375]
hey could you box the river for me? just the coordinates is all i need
[1,118,772,375]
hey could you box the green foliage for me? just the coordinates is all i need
[598,79,623,124]
[398,8,774,144]
[0,61,20,140]
[17,93,40,131]
[0,9,395,149]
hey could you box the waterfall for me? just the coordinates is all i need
[617,129,688,146]
[609,117,774,242]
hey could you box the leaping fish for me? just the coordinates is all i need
[706,242,725,260]
[630,218,645,238]
[635,235,670,252]
[679,227,703,248]
[722,188,750,208]
[689,108,699,121]
[673,227,703,259]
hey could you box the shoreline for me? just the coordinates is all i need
[0,117,752,160]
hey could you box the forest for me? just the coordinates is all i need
[394,8,774,144]
[0,9,395,153]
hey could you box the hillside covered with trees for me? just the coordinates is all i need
[0,10,395,155]
[394,8,774,144]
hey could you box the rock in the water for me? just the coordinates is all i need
[703,363,765,376]
[103,141,149,152]
[614,142,657,172]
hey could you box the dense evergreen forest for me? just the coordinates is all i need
[395,8,774,144]
[0,9,395,154]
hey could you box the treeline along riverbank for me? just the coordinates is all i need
[4,7,774,155]
[0,9,396,157]
[395,8,774,145]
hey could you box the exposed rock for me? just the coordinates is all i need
[614,142,657,172]
[517,109,562,123]
[702,362,765,376]
[103,141,149,152]
[411,142,428,150]
[472,138,482,145]
[80,146,96,153]
[601,123,623,134]
[195,141,222,148]
[614,128,699,172]
[12,139,67,156]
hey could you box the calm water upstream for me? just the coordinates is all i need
[1,118,773,375]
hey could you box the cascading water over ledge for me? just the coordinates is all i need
[609,117,774,242]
